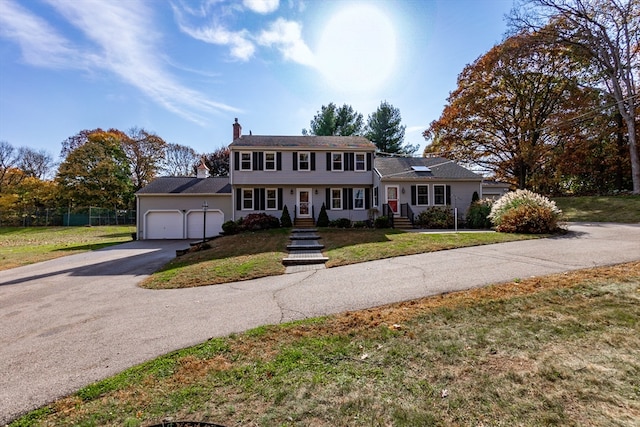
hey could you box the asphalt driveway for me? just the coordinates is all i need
[1,223,639,424]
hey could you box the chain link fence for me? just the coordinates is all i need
[0,207,136,227]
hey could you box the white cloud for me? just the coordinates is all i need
[257,18,315,66]
[0,0,85,69]
[178,23,256,62]
[0,0,239,124]
[243,0,279,14]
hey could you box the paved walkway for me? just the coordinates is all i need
[1,223,639,424]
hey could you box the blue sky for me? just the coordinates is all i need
[0,0,513,163]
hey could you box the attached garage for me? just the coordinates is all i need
[135,176,232,241]
[186,209,224,240]
[144,210,184,239]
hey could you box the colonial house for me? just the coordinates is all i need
[135,119,485,239]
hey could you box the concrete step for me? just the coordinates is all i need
[292,228,318,233]
[287,241,325,250]
[282,251,329,266]
[290,233,321,240]
[394,217,414,229]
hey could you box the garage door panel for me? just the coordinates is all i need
[146,211,183,239]
[186,210,224,239]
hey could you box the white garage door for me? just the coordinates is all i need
[145,211,184,239]
[186,210,224,240]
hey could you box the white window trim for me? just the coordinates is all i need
[373,186,379,207]
[331,188,343,210]
[265,188,277,210]
[264,151,276,171]
[433,184,446,206]
[354,187,365,210]
[332,152,343,171]
[240,152,252,171]
[298,151,311,171]
[355,153,366,172]
[242,188,253,210]
[416,184,429,206]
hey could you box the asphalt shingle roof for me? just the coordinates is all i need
[229,135,376,150]
[135,176,231,195]
[375,157,481,180]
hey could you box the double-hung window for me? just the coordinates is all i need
[332,153,343,171]
[264,152,276,171]
[266,188,277,210]
[242,188,253,210]
[434,185,446,205]
[354,188,365,209]
[331,188,342,210]
[417,185,429,205]
[373,187,379,207]
[355,153,366,171]
[240,152,252,171]
[298,152,310,171]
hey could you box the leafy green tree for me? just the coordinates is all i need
[123,127,167,190]
[366,101,416,155]
[303,103,364,136]
[202,146,230,177]
[56,130,134,208]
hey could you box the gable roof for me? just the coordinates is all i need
[375,157,481,181]
[135,176,231,195]
[229,135,376,151]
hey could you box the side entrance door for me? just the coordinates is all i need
[297,188,312,218]
[386,186,399,214]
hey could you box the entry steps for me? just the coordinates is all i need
[282,228,328,272]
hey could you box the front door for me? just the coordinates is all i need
[386,186,399,214]
[297,188,312,218]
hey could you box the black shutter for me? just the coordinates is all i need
[253,189,260,211]
[252,152,258,171]
[342,188,348,210]
[348,188,354,210]
[365,188,371,209]
[325,188,331,210]
[234,152,239,171]
[256,152,264,171]
[326,153,332,171]
[411,186,416,205]
[446,185,452,205]
[311,153,316,171]
[367,153,372,171]
[236,188,241,210]
[278,188,283,210]
[259,188,265,210]
[293,152,298,170]
[276,152,282,171]
[348,153,355,171]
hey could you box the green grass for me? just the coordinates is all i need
[553,195,640,223]
[141,228,538,289]
[0,226,136,270]
[14,261,640,426]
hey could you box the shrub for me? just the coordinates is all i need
[316,203,330,227]
[415,206,454,229]
[375,216,390,228]
[240,213,280,231]
[353,221,367,228]
[489,189,562,234]
[221,220,239,235]
[329,218,352,228]
[466,199,493,229]
[280,205,292,228]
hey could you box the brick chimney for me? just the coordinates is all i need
[233,118,242,140]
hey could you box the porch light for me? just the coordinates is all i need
[290,189,294,195]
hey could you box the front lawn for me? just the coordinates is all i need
[553,195,640,223]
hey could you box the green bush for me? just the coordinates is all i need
[353,221,367,228]
[241,213,280,231]
[280,205,292,228]
[466,199,493,229]
[375,216,390,228]
[415,206,454,229]
[489,190,561,234]
[329,218,352,228]
[316,203,330,227]
[222,220,239,235]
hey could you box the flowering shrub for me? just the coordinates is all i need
[241,213,280,231]
[489,190,562,233]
